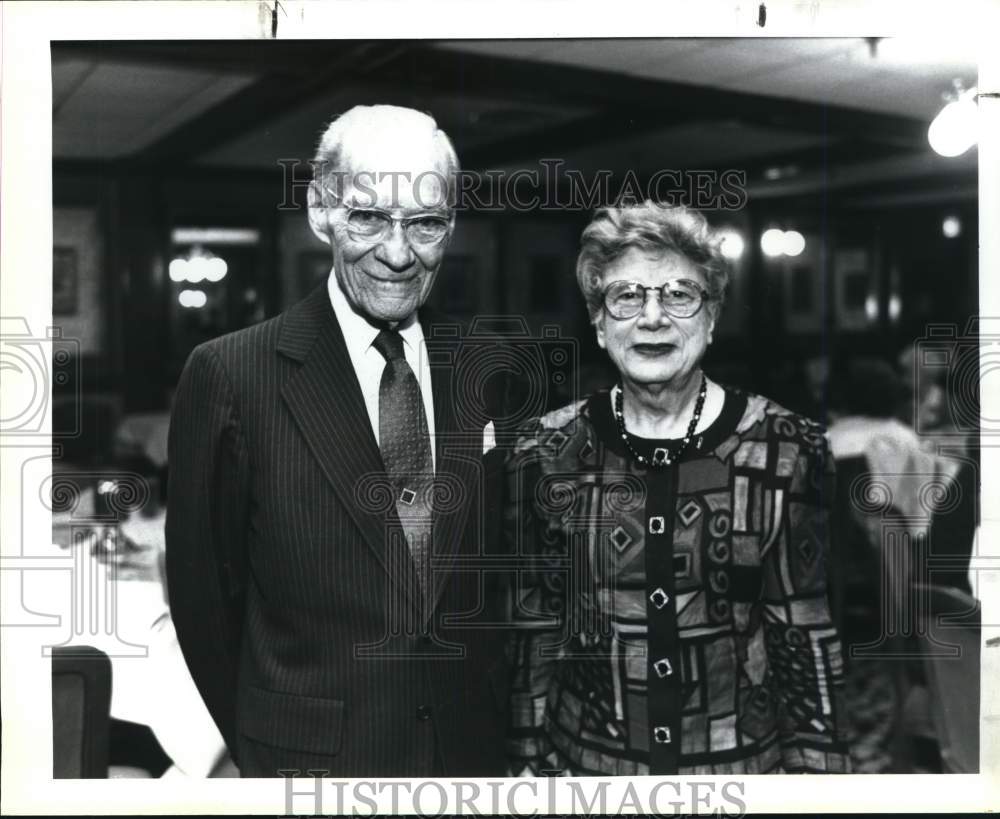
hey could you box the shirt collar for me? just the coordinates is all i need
[327,268,423,357]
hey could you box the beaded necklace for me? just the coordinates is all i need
[613,374,707,467]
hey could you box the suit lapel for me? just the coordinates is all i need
[279,285,423,613]
[423,313,482,614]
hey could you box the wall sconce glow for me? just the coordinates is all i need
[942,215,962,238]
[170,250,228,283]
[761,229,805,258]
[760,229,786,258]
[178,289,208,309]
[718,230,745,260]
[888,294,901,322]
[186,258,205,284]
[864,294,879,322]
[169,259,188,282]
[783,230,806,257]
[928,84,978,157]
[205,257,228,282]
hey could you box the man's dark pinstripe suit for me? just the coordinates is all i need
[166,284,509,777]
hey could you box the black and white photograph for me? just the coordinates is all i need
[1,0,998,814]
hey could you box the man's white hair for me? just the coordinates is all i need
[312,104,459,205]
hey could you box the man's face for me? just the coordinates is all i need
[314,142,453,324]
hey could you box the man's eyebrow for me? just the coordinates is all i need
[345,203,453,217]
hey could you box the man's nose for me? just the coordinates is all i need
[373,221,416,271]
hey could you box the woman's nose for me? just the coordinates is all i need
[636,291,672,328]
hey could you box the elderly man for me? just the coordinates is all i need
[166,105,509,777]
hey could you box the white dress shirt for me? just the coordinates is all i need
[327,271,436,469]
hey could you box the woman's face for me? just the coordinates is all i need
[595,246,716,390]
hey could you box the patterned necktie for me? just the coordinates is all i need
[373,328,434,601]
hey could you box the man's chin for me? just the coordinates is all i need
[360,296,421,324]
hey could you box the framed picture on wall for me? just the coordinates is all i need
[782,259,824,333]
[52,246,78,315]
[834,247,873,330]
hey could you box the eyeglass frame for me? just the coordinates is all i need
[337,205,454,246]
[601,278,711,320]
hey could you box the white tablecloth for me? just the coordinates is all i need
[45,511,228,777]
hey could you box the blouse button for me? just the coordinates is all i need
[653,726,672,744]
[648,515,665,534]
[653,658,673,678]
[649,587,669,609]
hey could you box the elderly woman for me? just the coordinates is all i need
[505,202,850,776]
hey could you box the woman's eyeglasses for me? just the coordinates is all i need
[602,279,709,320]
[343,207,451,245]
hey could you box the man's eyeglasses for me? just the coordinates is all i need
[343,207,451,245]
[602,279,709,320]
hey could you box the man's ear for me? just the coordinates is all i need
[307,181,331,246]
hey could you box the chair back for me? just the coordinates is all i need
[927,459,977,593]
[51,645,112,778]
[913,583,980,773]
[832,455,881,643]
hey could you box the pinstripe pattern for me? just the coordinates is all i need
[166,284,508,777]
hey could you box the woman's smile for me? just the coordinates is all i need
[631,342,677,356]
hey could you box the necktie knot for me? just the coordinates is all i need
[373,328,406,363]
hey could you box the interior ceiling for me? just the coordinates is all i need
[436,38,978,119]
[51,38,979,196]
[196,84,593,169]
[53,58,257,159]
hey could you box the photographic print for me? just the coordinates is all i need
[1,1,997,815]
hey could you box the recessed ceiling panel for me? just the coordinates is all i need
[198,84,594,168]
[53,59,257,158]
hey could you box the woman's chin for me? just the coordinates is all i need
[620,363,684,387]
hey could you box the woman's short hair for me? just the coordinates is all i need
[576,201,730,323]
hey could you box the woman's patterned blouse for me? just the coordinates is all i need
[504,387,851,775]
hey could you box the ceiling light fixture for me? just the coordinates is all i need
[928,80,979,157]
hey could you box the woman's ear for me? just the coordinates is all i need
[707,302,720,344]
[306,181,331,246]
[595,315,607,350]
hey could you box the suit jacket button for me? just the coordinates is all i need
[416,704,433,720]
